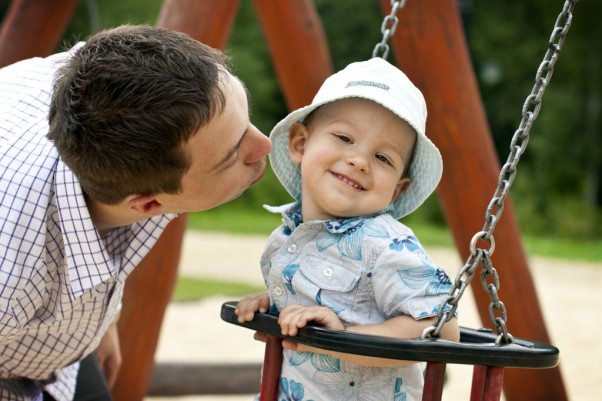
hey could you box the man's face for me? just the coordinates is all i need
[157,73,271,213]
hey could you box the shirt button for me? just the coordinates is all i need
[273,287,283,296]
[324,267,333,277]
[287,243,297,253]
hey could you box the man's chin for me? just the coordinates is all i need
[228,168,267,203]
[217,164,267,206]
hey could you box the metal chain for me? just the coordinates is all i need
[422,0,578,344]
[372,0,406,59]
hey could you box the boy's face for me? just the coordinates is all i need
[289,98,416,221]
[156,74,272,213]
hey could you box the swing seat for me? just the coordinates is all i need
[220,301,559,400]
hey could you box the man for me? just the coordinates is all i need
[0,25,271,400]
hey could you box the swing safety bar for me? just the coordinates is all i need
[221,301,559,369]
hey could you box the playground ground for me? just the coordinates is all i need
[148,231,602,401]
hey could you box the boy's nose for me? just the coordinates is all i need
[347,154,369,172]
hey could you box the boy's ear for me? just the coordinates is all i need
[127,195,163,216]
[289,123,309,164]
[391,177,412,203]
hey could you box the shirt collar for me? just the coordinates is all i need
[264,202,391,235]
[55,159,115,299]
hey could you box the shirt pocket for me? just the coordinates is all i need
[297,253,361,317]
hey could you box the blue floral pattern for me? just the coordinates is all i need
[283,263,300,295]
[288,352,341,373]
[396,266,452,296]
[315,290,344,314]
[279,377,314,401]
[389,235,420,252]
[316,216,389,260]
[394,377,408,401]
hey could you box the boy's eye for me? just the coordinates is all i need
[376,153,393,166]
[334,133,352,143]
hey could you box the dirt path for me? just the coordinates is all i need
[149,231,602,401]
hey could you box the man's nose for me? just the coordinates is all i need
[243,126,272,164]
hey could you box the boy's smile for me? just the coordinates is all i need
[332,171,365,191]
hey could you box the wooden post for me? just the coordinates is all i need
[482,366,505,401]
[157,0,240,49]
[0,0,78,68]
[111,3,241,400]
[259,336,284,401]
[470,365,487,401]
[380,0,568,400]
[252,0,333,109]
[112,215,187,401]
[422,362,446,401]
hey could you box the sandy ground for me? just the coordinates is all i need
[147,231,602,401]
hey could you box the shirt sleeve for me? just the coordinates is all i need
[371,233,453,320]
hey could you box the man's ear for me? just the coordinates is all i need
[289,123,309,164]
[391,177,412,203]
[127,195,163,216]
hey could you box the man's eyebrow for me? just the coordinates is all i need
[210,128,248,173]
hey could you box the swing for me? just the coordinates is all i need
[220,1,578,400]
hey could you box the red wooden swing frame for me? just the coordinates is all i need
[0,1,568,400]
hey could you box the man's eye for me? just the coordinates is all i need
[224,152,240,169]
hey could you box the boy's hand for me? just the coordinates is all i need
[235,292,269,323]
[278,305,345,336]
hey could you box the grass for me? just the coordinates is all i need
[186,206,282,236]
[172,276,264,303]
[521,235,602,262]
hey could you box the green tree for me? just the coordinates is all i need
[468,0,601,238]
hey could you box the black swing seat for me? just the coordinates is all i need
[220,301,559,369]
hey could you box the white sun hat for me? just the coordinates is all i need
[269,57,442,219]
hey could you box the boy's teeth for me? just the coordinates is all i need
[337,174,363,189]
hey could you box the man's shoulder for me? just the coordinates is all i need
[0,51,65,183]
[0,47,77,127]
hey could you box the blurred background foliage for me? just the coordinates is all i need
[1,0,599,242]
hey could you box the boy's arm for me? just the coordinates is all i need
[346,314,460,342]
